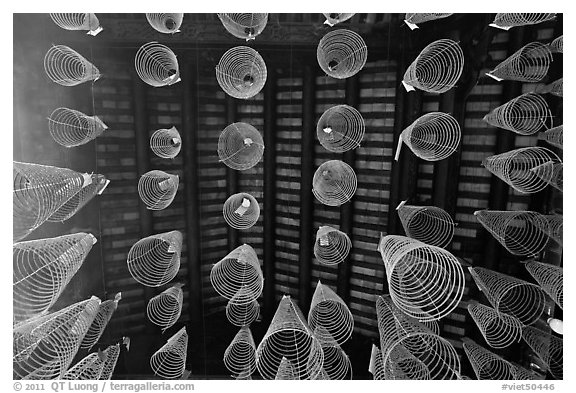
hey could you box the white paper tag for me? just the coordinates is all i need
[404,20,419,30]
[489,23,512,31]
[485,72,504,82]
[97,179,110,195]
[234,198,251,216]
[87,26,104,36]
[401,80,416,92]
[394,135,403,161]
[89,233,98,245]
[82,173,93,187]
[93,116,108,130]
[323,20,335,27]
[368,344,378,374]
[396,200,408,210]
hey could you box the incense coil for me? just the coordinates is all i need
[313,226,351,265]
[217,13,269,40]
[81,293,122,350]
[492,13,556,29]
[462,338,527,380]
[487,42,552,82]
[313,327,352,380]
[468,267,547,326]
[48,107,107,147]
[466,302,523,349]
[44,45,100,86]
[312,160,357,206]
[550,35,563,53]
[147,285,184,331]
[542,214,562,245]
[150,326,188,379]
[226,288,260,326]
[216,46,267,99]
[404,13,453,27]
[13,161,93,242]
[135,42,180,87]
[482,146,562,193]
[474,210,550,256]
[48,174,109,223]
[542,78,563,97]
[63,344,119,380]
[49,13,103,36]
[210,244,263,304]
[522,326,562,379]
[145,13,183,34]
[218,122,264,170]
[483,93,551,135]
[224,326,257,378]
[13,296,100,380]
[223,192,260,230]
[138,170,179,210]
[397,204,455,248]
[308,281,354,346]
[275,357,298,380]
[531,161,563,192]
[255,295,324,380]
[13,232,96,323]
[525,261,562,310]
[150,126,182,159]
[127,231,182,287]
[540,125,562,149]
[317,29,367,79]
[376,295,461,380]
[403,39,463,94]
[322,13,355,26]
[397,112,461,161]
[317,105,365,152]
[378,235,465,321]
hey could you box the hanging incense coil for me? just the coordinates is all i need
[145,13,183,34]
[378,235,465,321]
[150,326,188,379]
[486,42,552,82]
[531,161,563,192]
[468,267,547,326]
[216,46,267,99]
[550,35,563,53]
[13,232,96,323]
[462,338,531,380]
[217,13,269,40]
[308,281,354,346]
[317,29,367,79]
[483,93,551,135]
[313,226,351,265]
[466,301,523,349]
[376,295,461,380]
[147,284,184,331]
[403,39,464,94]
[539,78,563,97]
[13,296,100,380]
[218,122,264,170]
[48,107,107,147]
[540,125,562,149]
[474,210,551,256]
[50,13,103,36]
[322,13,355,26]
[522,326,563,379]
[525,261,563,310]
[403,13,453,29]
[63,344,119,380]
[81,293,122,350]
[314,327,352,380]
[135,42,180,87]
[542,214,562,245]
[224,326,257,378]
[396,112,461,161]
[44,45,100,86]
[275,356,298,380]
[127,231,182,287]
[223,192,260,230]
[226,287,260,327]
[210,244,263,304]
[482,146,562,193]
[255,295,324,380]
[317,104,365,152]
[397,203,455,248]
[48,173,109,223]
[312,160,357,206]
[491,13,556,30]
[370,344,385,380]
[138,170,179,210]
[150,126,182,159]
[13,161,93,242]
